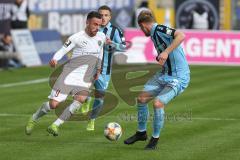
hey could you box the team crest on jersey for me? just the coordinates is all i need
[98,41,102,46]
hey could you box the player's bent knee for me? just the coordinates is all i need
[49,99,59,109]
[74,95,87,103]
[94,90,105,98]
[74,91,89,103]
[137,95,148,104]
[153,99,164,108]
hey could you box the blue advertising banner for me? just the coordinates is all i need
[233,0,240,30]
[28,0,135,35]
[29,0,134,13]
[31,29,64,64]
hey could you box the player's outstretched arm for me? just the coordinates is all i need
[112,29,126,52]
[49,37,76,68]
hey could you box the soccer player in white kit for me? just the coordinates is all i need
[25,11,106,136]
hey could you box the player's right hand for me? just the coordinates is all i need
[93,69,101,80]
[156,51,168,66]
[49,59,57,68]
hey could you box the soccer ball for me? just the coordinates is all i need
[104,122,122,141]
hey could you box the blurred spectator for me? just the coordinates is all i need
[235,0,240,29]
[11,0,30,29]
[0,34,23,68]
[0,34,14,52]
[132,1,151,28]
[189,3,213,30]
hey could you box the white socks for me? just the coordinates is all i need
[54,100,82,126]
[32,102,51,121]
[53,118,64,126]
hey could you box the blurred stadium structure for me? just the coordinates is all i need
[0,0,240,68]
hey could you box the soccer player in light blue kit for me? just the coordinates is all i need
[85,5,126,131]
[124,11,190,150]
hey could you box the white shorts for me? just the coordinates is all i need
[48,65,93,102]
[48,89,69,102]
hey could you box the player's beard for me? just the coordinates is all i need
[91,29,98,36]
[85,27,97,37]
[145,32,150,37]
[143,29,150,37]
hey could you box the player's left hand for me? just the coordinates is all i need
[106,37,112,45]
[157,51,169,66]
[93,74,99,80]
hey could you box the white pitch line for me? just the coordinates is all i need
[192,117,239,121]
[0,113,239,121]
[0,78,48,88]
[0,65,156,88]
[0,113,30,117]
[0,113,55,118]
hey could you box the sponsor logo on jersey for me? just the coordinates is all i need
[79,41,88,48]
[166,28,173,35]
[64,39,72,47]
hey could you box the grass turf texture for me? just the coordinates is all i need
[0,65,240,160]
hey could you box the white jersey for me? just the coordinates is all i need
[49,31,106,102]
[53,30,106,70]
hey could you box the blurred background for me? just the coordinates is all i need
[0,0,240,68]
[0,2,240,159]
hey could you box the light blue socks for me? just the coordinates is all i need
[137,103,149,132]
[152,108,165,138]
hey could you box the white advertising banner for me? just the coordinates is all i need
[11,29,42,66]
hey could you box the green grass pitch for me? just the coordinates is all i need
[0,65,240,160]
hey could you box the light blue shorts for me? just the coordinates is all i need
[143,72,190,105]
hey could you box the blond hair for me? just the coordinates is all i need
[137,10,155,24]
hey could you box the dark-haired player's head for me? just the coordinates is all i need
[86,11,102,37]
[98,5,112,27]
[137,10,155,37]
[15,0,23,5]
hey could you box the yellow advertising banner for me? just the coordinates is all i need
[148,0,175,27]
[221,0,231,30]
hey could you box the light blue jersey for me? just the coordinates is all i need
[150,23,190,78]
[99,22,126,75]
[143,23,190,104]
[95,22,126,92]
[89,22,126,120]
